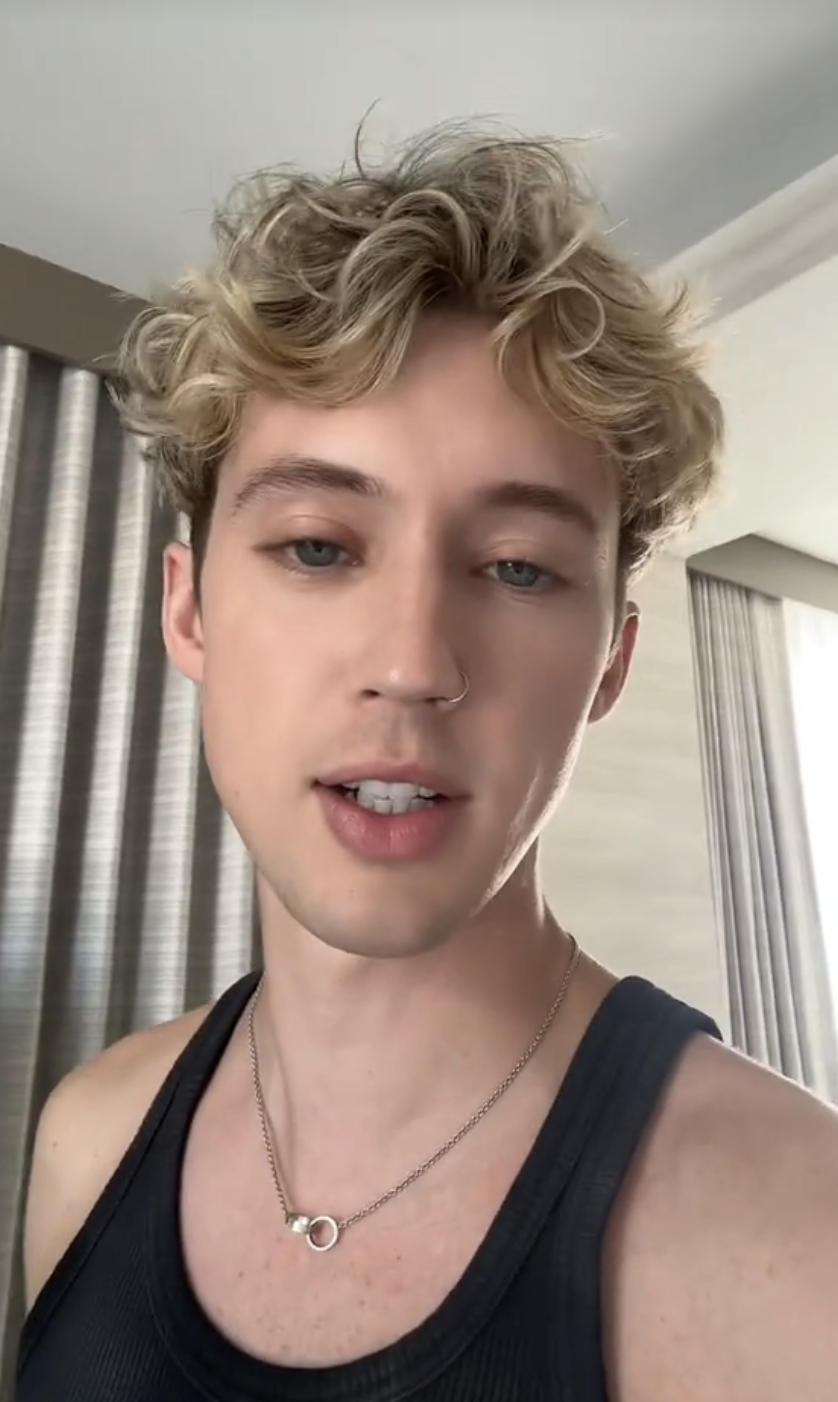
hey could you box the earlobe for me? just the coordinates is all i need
[161,543,204,684]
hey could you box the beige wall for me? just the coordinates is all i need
[540,553,728,1031]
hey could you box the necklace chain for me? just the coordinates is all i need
[247,934,580,1252]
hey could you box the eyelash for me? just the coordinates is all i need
[273,538,562,593]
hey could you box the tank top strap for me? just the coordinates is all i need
[551,975,722,1398]
[19,969,261,1365]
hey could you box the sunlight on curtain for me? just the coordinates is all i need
[784,600,838,1011]
[689,572,838,1100]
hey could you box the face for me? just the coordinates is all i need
[163,315,638,958]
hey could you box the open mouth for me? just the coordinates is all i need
[331,780,445,816]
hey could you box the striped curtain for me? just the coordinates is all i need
[0,343,259,1395]
[689,571,838,1103]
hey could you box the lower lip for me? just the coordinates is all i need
[315,785,467,863]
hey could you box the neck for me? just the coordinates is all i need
[252,862,577,1161]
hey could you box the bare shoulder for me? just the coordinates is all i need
[23,1001,211,1313]
[604,1033,838,1402]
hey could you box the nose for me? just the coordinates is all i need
[357,562,466,709]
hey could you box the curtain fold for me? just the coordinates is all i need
[689,571,838,1103]
[784,599,838,1009]
[0,344,258,1397]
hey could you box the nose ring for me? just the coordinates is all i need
[441,670,469,706]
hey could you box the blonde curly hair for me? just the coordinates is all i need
[113,125,723,586]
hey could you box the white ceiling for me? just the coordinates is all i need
[3,0,838,294]
[1,0,838,568]
[675,248,838,566]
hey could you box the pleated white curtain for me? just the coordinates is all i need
[689,571,838,1104]
[784,599,838,1011]
[0,343,259,1397]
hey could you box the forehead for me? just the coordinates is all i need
[220,315,617,524]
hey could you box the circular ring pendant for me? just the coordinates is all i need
[306,1215,340,1252]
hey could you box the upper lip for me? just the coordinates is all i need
[316,762,465,799]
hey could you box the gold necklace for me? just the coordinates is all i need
[247,934,580,1252]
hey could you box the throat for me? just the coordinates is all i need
[249,926,577,1174]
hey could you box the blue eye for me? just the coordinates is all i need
[491,560,549,590]
[288,539,345,569]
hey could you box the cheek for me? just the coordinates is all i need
[520,682,595,782]
[513,612,610,719]
[197,621,294,791]
[202,587,295,692]
[491,619,610,796]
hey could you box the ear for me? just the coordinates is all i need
[588,603,640,724]
[161,542,204,684]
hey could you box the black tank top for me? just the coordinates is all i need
[16,970,721,1401]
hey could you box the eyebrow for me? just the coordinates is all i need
[475,479,600,538]
[230,454,601,536]
[230,456,383,515]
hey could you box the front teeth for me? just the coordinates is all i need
[343,779,439,814]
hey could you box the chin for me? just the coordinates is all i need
[320,927,449,961]
[282,881,486,962]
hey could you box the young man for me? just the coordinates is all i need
[17,130,838,1401]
